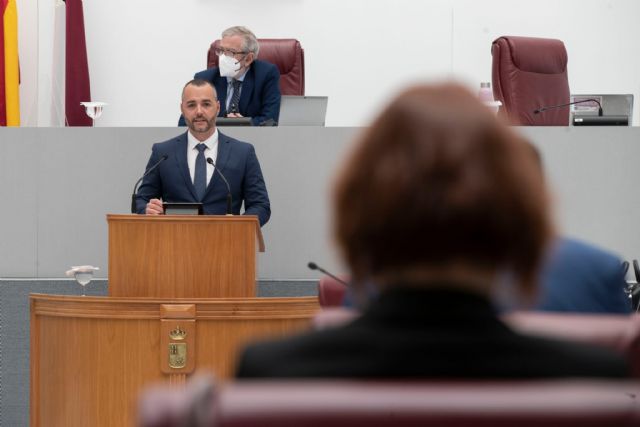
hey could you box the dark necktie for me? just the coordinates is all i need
[229,79,242,113]
[194,143,207,201]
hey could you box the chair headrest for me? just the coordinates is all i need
[493,36,568,74]
[255,39,302,75]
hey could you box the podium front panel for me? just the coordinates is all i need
[108,215,263,298]
[30,294,318,427]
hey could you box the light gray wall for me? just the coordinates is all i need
[1,127,640,279]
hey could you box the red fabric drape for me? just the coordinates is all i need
[65,0,92,126]
[0,0,8,126]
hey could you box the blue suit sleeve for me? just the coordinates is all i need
[242,144,271,226]
[135,145,164,214]
[251,65,281,126]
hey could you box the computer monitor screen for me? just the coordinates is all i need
[570,94,633,126]
[278,96,328,126]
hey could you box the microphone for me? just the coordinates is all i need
[206,157,233,215]
[131,155,168,213]
[307,261,349,287]
[534,98,603,116]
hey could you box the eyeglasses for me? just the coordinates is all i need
[214,47,249,58]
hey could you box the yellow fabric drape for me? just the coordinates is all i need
[4,0,20,126]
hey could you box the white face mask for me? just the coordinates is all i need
[219,54,242,78]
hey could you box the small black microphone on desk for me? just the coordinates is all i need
[131,154,168,214]
[307,261,349,287]
[534,98,603,116]
[206,157,233,215]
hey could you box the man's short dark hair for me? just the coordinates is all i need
[182,79,217,100]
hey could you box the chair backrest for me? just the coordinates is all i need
[207,39,305,96]
[139,378,640,427]
[317,276,348,307]
[492,36,570,125]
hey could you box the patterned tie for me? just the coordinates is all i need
[194,143,207,201]
[229,79,242,113]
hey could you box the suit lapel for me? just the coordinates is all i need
[214,73,228,117]
[239,65,254,114]
[205,132,231,198]
[175,132,199,200]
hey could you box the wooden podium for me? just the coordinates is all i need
[30,214,320,427]
[30,295,318,427]
[107,214,265,298]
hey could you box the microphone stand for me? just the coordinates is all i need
[534,98,603,116]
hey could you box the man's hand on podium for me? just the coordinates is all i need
[145,198,164,215]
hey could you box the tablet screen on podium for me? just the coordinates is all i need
[163,202,203,215]
[216,117,252,126]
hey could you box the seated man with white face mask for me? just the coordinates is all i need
[178,26,281,126]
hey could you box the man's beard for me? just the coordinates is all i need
[188,116,215,133]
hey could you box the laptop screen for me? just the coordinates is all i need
[570,94,634,125]
[278,96,328,126]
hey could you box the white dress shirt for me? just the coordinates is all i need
[187,129,218,186]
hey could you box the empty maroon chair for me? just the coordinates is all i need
[317,276,348,307]
[492,36,570,125]
[208,39,305,95]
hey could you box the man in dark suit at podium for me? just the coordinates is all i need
[136,79,270,226]
[178,26,281,126]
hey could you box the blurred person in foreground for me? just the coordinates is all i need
[235,83,629,379]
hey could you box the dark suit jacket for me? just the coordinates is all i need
[236,287,629,378]
[135,131,270,226]
[178,59,281,126]
[536,238,631,314]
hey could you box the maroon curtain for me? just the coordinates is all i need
[0,0,7,126]
[65,0,92,126]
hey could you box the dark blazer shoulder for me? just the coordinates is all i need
[236,305,630,379]
[194,67,221,82]
[218,131,253,149]
[509,331,630,377]
[152,133,187,151]
[251,59,279,75]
